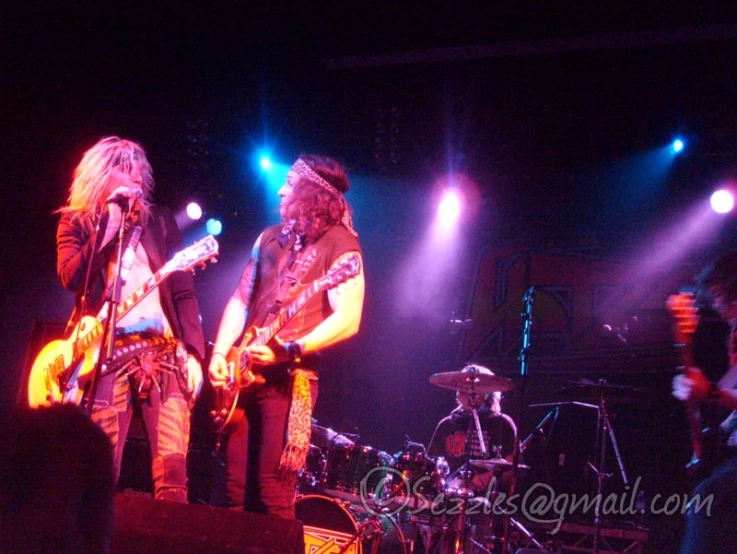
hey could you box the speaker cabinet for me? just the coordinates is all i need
[113,493,304,554]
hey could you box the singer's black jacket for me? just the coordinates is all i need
[56,205,205,361]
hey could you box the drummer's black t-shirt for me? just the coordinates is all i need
[428,408,515,469]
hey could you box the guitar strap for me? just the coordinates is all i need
[265,233,315,474]
[262,232,304,326]
[100,225,143,317]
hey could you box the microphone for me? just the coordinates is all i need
[106,187,143,210]
[520,407,559,452]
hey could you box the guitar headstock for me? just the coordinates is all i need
[163,235,219,275]
[666,290,699,342]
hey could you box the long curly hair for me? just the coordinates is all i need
[57,136,154,229]
[696,250,737,307]
[283,154,352,241]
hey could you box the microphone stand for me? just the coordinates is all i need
[85,206,130,416]
[501,286,536,553]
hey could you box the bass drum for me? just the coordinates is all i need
[295,494,410,554]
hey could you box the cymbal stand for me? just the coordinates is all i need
[445,466,475,554]
[589,388,629,554]
[338,516,383,554]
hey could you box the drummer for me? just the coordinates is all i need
[427,364,517,494]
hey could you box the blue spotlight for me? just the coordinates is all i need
[710,189,735,214]
[259,156,272,171]
[670,138,685,155]
[206,218,223,236]
[186,202,203,221]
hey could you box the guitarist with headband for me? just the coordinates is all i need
[54,136,205,503]
[208,154,365,519]
[672,251,737,553]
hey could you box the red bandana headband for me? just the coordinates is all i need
[291,158,358,237]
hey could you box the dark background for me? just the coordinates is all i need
[3,4,737,551]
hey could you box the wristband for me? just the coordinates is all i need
[285,341,302,363]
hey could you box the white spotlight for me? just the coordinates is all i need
[710,189,734,214]
[438,189,461,226]
[186,202,203,220]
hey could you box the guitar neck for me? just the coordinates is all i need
[255,280,323,347]
[72,268,167,358]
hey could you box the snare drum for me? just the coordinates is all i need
[324,444,393,504]
[295,494,408,554]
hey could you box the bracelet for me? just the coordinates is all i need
[285,342,302,363]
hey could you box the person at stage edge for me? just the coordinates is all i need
[208,154,365,519]
[672,250,737,553]
[56,136,205,503]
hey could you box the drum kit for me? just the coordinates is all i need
[295,367,531,554]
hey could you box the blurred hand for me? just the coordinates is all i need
[672,367,710,402]
[187,355,203,398]
[247,336,290,365]
[208,353,229,388]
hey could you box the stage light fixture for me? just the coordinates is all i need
[670,138,685,155]
[438,189,461,226]
[710,189,735,214]
[186,202,203,221]
[206,218,223,236]
[260,156,272,171]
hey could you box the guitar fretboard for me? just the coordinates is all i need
[257,279,324,347]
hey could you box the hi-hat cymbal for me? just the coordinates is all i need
[429,371,515,393]
[558,378,648,400]
[311,424,356,448]
[468,458,530,472]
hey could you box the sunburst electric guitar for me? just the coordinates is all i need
[27,235,219,408]
[210,253,361,433]
[666,290,703,472]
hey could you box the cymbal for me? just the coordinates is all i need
[429,371,515,393]
[468,458,530,472]
[311,424,356,448]
[558,378,648,399]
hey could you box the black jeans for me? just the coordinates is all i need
[225,375,318,519]
[679,456,737,554]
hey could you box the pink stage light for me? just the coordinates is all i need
[438,189,461,226]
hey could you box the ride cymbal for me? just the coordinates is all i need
[429,371,515,393]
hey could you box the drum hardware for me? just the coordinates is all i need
[443,467,477,554]
[312,421,359,448]
[558,378,632,554]
[429,370,515,394]
[296,494,411,554]
[468,458,531,472]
